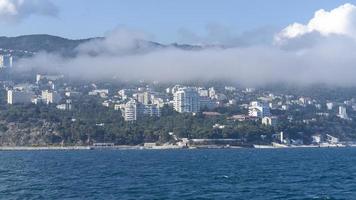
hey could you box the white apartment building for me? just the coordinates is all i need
[123,99,138,121]
[0,55,13,68]
[338,106,349,120]
[123,99,161,121]
[7,90,34,104]
[248,101,271,118]
[173,87,200,113]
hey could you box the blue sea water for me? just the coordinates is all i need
[0,148,356,200]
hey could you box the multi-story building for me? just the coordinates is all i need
[326,102,334,110]
[198,88,209,97]
[262,116,278,126]
[248,101,271,118]
[135,92,151,105]
[173,87,200,113]
[122,99,161,121]
[56,100,72,111]
[199,96,217,110]
[143,104,161,117]
[123,99,138,121]
[338,106,349,120]
[42,90,61,104]
[0,55,13,68]
[7,90,34,104]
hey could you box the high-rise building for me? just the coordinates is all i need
[208,87,216,99]
[0,55,13,68]
[123,99,161,121]
[123,99,138,121]
[7,90,34,104]
[143,104,161,117]
[199,96,217,110]
[135,92,151,105]
[248,101,271,118]
[173,87,200,113]
[338,106,349,119]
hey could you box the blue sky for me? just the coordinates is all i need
[0,0,355,43]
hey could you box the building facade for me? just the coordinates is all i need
[173,87,200,113]
[42,90,61,104]
[0,55,13,68]
[248,101,271,118]
[7,90,34,104]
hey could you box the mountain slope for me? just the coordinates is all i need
[0,34,205,57]
[0,34,96,56]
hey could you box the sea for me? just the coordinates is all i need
[0,148,356,200]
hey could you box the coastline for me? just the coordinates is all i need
[0,143,354,151]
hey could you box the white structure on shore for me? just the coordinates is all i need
[0,54,13,68]
[312,134,322,144]
[326,134,339,144]
[7,89,34,104]
[173,87,200,113]
[249,101,271,118]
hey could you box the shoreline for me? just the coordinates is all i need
[0,144,354,151]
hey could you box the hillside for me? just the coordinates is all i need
[0,34,203,57]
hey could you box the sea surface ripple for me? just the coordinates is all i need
[0,148,356,200]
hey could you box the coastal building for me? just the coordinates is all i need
[122,99,161,121]
[208,87,216,99]
[56,100,72,110]
[0,54,13,68]
[135,92,151,105]
[171,85,182,95]
[123,99,138,121]
[7,89,34,104]
[262,116,278,126]
[199,96,217,110]
[143,104,161,117]
[312,134,322,144]
[326,134,339,144]
[42,90,61,104]
[173,87,200,113]
[198,88,209,97]
[338,106,349,120]
[326,102,334,110]
[89,89,109,98]
[248,101,271,118]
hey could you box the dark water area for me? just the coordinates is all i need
[1,148,356,200]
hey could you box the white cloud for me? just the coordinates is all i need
[275,3,356,44]
[14,4,356,86]
[76,27,153,56]
[0,0,58,23]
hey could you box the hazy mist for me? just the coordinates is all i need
[14,3,356,86]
